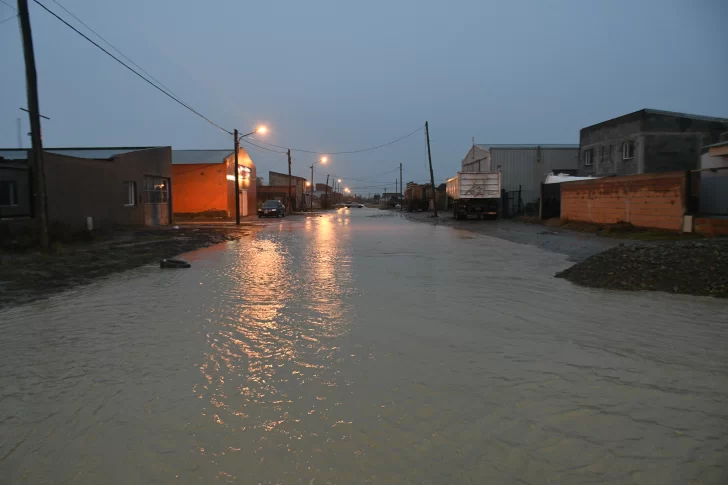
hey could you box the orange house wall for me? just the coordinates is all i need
[172,163,228,214]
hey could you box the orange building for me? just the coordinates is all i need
[171,149,256,218]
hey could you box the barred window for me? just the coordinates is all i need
[144,177,169,203]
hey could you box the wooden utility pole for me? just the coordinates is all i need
[399,162,403,211]
[310,164,314,212]
[425,121,437,217]
[234,129,241,224]
[324,174,329,209]
[287,149,292,211]
[18,0,49,251]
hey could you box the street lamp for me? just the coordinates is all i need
[310,156,328,212]
[233,125,268,224]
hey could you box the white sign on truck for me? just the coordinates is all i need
[446,172,501,200]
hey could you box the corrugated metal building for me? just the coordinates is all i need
[461,144,579,205]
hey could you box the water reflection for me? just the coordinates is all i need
[1,210,727,484]
[194,213,355,480]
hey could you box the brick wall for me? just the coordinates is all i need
[561,171,687,231]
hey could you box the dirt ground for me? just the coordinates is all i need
[0,224,259,309]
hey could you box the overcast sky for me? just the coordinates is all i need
[2,0,727,192]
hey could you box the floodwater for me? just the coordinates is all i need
[1,210,727,484]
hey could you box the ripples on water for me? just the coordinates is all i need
[1,211,727,484]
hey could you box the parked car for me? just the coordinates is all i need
[344,203,365,208]
[258,200,286,218]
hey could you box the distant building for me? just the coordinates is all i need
[269,171,307,211]
[578,109,728,177]
[461,144,579,206]
[172,149,256,218]
[1,147,172,228]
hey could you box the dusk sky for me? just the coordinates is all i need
[2,0,727,193]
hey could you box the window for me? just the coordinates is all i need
[599,146,605,162]
[144,177,169,204]
[583,148,593,166]
[123,181,137,206]
[622,141,635,160]
[0,180,18,206]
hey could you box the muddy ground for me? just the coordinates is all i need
[0,224,258,309]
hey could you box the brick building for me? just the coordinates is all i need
[172,149,256,218]
[578,109,728,177]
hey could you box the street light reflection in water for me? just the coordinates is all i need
[196,214,355,474]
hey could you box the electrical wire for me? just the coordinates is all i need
[31,0,232,135]
[253,124,425,155]
[0,13,16,25]
[0,0,16,10]
[239,137,288,155]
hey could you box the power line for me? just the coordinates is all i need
[46,0,180,99]
[239,137,288,154]
[31,0,231,135]
[254,124,425,155]
[0,13,16,25]
[0,0,16,11]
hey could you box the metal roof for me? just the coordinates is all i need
[0,150,27,160]
[476,144,578,150]
[0,147,161,161]
[706,140,728,149]
[172,149,233,164]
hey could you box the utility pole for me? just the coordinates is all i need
[310,164,314,212]
[425,121,437,217]
[324,174,329,210]
[287,149,292,211]
[399,162,403,211]
[234,129,241,224]
[18,0,49,251]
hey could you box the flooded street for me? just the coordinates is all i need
[2,209,727,484]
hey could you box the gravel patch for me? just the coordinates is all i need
[555,239,728,298]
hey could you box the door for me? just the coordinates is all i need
[240,189,248,217]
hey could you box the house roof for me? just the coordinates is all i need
[172,149,233,164]
[582,109,728,132]
[0,147,161,160]
[475,144,578,150]
[705,140,728,149]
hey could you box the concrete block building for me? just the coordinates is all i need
[1,147,172,228]
[578,109,728,177]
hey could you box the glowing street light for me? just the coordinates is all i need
[309,156,330,212]
[233,125,270,225]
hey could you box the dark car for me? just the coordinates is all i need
[258,200,286,218]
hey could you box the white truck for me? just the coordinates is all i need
[446,172,501,220]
